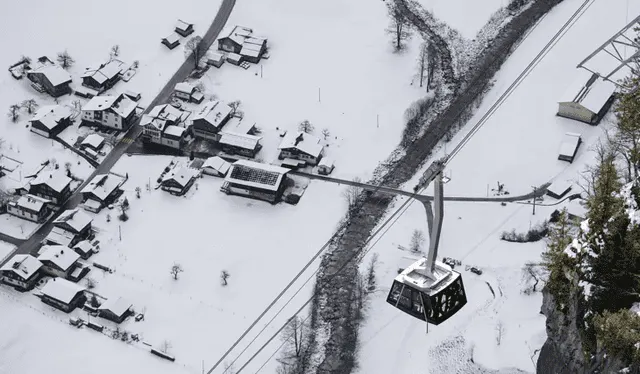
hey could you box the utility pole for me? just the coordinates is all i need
[532,186,537,215]
[119,225,122,241]
[260,65,263,78]
[318,87,321,103]
[377,114,379,128]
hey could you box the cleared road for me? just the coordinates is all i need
[1,0,236,264]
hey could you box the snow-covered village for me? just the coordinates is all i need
[1,0,640,373]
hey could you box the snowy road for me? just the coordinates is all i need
[1,0,237,266]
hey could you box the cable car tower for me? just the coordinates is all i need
[386,157,467,327]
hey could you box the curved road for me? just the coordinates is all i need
[1,0,236,265]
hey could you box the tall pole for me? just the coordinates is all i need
[119,225,122,241]
[377,114,379,128]
[260,65,263,78]
[532,186,537,215]
[318,88,321,103]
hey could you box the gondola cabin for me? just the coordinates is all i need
[386,257,467,325]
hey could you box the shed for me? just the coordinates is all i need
[226,53,243,66]
[219,132,262,157]
[175,19,194,37]
[98,296,133,323]
[162,33,181,50]
[81,134,105,151]
[202,156,231,177]
[558,132,582,163]
[557,70,617,125]
[124,90,141,102]
[72,240,94,260]
[546,180,573,199]
[318,158,335,175]
[206,51,225,68]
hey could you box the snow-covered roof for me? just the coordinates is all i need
[207,51,225,62]
[164,125,186,138]
[81,173,125,201]
[12,194,51,212]
[175,82,195,95]
[219,132,262,150]
[110,94,137,118]
[225,160,289,192]
[202,156,231,174]
[53,208,93,233]
[162,166,200,187]
[0,255,42,280]
[240,46,261,58]
[146,104,191,125]
[83,94,136,118]
[220,25,253,45]
[82,95,117,111]
[164,33,181,44]
[222,119,254,135]
[318,157,334,168]
[559,70,617,113]
[40,277,84,304]
[192,100,232,129]
[73,240,93,255]
[547,180,572,198]
[226,53,242,63]
[98,296,133,317]
[45,227,76,247]
[31,65,72,86]
[30,171,71,193]
[559,133,581,158]
[244,37,266,46]
[81,134,105,149]
[30,105,72,130]
[38,245,80,272]
[175,19,193,32]
[81,59,125,84]
[394,257,458,293]
[278,131,323,158]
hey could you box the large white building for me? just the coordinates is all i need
[81,94,137,131]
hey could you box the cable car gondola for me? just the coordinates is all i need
[386,160,467,325]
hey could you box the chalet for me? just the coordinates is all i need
[558,132,582,163]
[7,194,51,223]
[558,70,617,125]
[174,82,204,103]
[29,105,73,138]
[28,171,72,205]
[44,227,78,248]
[175,19,194,37]
[81,59,125,92]
[39,277,86,313]
[26,65,72,97]
[81,94,137,131]
[162,33,181,50]
[53,208,92,237]
[140,104,192,148]
[80,134,105,152]
[317,157,335,175]
[72,240,95,260]
[161,166,200,196]
[98,296,133,323]
[191,100,232,141]
[239,37,267,64]
[218,25,253,53]
[206,51,225,68]
[219,132,262,158]
[0,255,43,291]
[38,245,88,282]
[80,173,126,212]
[278,131,324,165]
[221,160,290,204]
[202,156,231,177]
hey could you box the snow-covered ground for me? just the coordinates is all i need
[356,0,640,373]
[417,0,507,38]
[200,0,425,179]
[0,241,15,264]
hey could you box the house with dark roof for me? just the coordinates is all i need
[39,278,86,313]
[72,240,95,260]
[81,94,137,131]
[7,194,51,223]
[175,20,195,37]
[174,82,204,104]
[191,101,232,141]
[38,245,89,282]
[98,296,134,323]
[26,65,72,97]
[28,171,72,205]
[81,59,125,92]
[217,26,268,63]
[221,160,290,204]
[29,105,73,138]
[161,166,200,196]
[0,255,43,291]
[80,173,126,212]
[278,131,324,166]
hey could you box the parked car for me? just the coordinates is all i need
[470,267,483,275]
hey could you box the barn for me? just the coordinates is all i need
[29,105,73,138]
[98,296,134,323]
[557,70,617,125]
[221,160,290,204]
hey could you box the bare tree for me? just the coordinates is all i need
[221,270,230,286]
[229,100,244,119]
[417,42,428,88]
[170,263,183,280]
[64,162,72,177]
[321,128,331,140]
[298,120,314,134]
[365,253,379,294]
[426,42,437,90]
[110,45,120,60]
[135,187,142,198]
[522,262,544,295]
[161,340,172,353]
[132,60,140,69]
[90,295,101,308]
[495,321,505,346]
[57,50,75,69]
[409,229,425,252]
[386,1,411,51]
[85,278,97,289]
[342,177,364,213]
[20,55,31,65]
[184,36,204,69]
[277,316,307,371]
[8,104,20,122]
[119,197,129,221]
[21,99,38,114]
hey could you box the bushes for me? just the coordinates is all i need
[401,96,435,147]
[594,309,640,365]
[500,221,548,243]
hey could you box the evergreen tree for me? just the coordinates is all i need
[542,208,576,308]
[614,72,640,182]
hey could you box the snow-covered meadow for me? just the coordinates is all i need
[0,241,15,264]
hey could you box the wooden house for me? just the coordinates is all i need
[317,157,335,175]
[206,52,225,68]
[175,20,195,37]
[162,33,181,50]
[558,132,582,163]
[219,132,262,158]
[81,59,125,92]
[53,208,93,237]
[29,105,73,138]
[174,82,204,103]
[38,245,88,282]
[202,156,231,177]
[557,70,617,125]
[28,171,72,205]
[191,100,232,141]
[221,160,290,204]
[161,167,200,195]
[7,194,51,223]
[217,25,253,54]
[0,255,43,291]
[80,173,126,213]
[239,37,267,64]
[81,94,137,131]
[72,240,95,260]
[44,227,78,248]
[39,278,86,313]
[278,131,324,165]
[26,65,72,97]
[139,104,192,149]
[162,125,188,149]
[98,296,134,323]
[226,53,243,66]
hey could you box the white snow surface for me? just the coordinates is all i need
[0,241,15,264]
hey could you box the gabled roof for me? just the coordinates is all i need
[219,132,262,150]
[225,160,289,192]
[81,173,125,201]
[81,59,125,84]
[11,194,50,213]
[40,277,84,304]
[240,45,261,58]
[145,104,191,125]
[72,240,93,255]
[30,105,72,130]
[98,296,133,317]
[110,94,137,118]
[175,82,195,95]
[278,131,323,158]
[162,166,200,187]
[219,25,254,45]
[163,125,186,138]
[53,208,93,233]
[38,245,80,272]
[30,171,72,193]
[31,65,72,86]
[82,95,117,112]
[202,156,231,175]
[163,33,181,45]
[175,19,193,32]
[81,134,105,149]
[82,94,136,118]
[45,227,76,247]
[0,255,42,280]
[192,100,232,130]
[559,133,582,158]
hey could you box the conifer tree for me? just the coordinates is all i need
[542,208,575,308]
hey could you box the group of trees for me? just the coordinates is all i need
[7,99,39,123]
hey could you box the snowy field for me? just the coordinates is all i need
[0,241,15,264]
[356,0,640,373]
[417,0,507,38]
[200,0,425,179]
